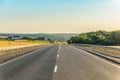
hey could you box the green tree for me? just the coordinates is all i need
[68,30,115,45]
[111,30,120,45]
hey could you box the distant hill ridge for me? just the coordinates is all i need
[0,33,78,41]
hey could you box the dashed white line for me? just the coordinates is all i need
[54,45,61,73]
[57,54,59,58]
[59,45,61,50]
[54,65,58,73]
[57,45,61,56]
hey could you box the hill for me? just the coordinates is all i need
[0,33,78,41]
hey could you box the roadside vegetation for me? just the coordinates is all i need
[76,44,120,56]
[0,39,67,63]
[0,40,52,63]
[68,30,120,56]
[0,40,33,48]
[0,40,55,48]
[68,30,120,45]
[30,40,67,45]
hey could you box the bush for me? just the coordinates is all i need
[68,30,120,45]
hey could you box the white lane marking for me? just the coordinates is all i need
[0,46,48,67]
[58,45,61,53]
[54,65,58,73]
[59,45,61,50]
[57,54,59,58]
[69,45,120,69]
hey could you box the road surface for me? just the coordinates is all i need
[0,45,120,80]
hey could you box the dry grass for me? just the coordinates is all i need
[84,46,120,56]
[109,46,120,48]
[0,40,34,48]
[0,45,43,63]
[0,40,48,63]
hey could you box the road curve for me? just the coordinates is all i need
[0,45,120,80]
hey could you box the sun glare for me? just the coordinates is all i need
[113,0,120,4]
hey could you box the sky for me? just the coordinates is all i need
[0,0,120,33]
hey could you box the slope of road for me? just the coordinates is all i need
[0,45,120,80]
[53,45,120,80]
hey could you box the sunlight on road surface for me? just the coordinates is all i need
[0,0,120,80]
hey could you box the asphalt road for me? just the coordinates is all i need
[0,45,120,80]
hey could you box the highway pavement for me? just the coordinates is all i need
[0,45,120,80]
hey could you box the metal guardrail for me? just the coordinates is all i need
[77,44,120,57]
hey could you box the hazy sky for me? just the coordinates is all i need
[0,0,120,33]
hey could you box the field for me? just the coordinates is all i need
[0,40,68,49]
[0,40,34,48]
[0,40,52,48]
[0,40,51,63]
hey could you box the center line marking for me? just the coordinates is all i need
[54,65,58,73]
[57,54,59,58]
[59,45,61,50]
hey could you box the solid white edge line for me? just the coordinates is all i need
[69,45,120,69]
[0,47,44,67]
[54,65,58,73]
